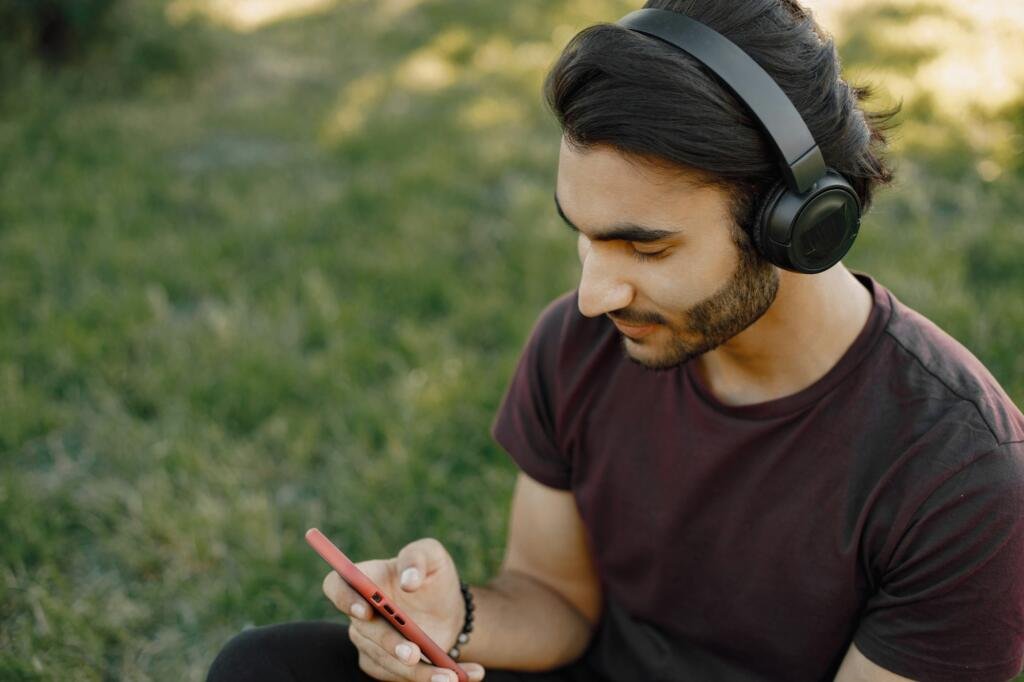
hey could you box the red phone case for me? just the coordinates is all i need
[305,528,469,682]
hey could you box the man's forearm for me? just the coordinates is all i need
[457,569,598,671]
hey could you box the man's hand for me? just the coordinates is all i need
[322,538,486,682]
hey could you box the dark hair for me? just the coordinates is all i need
[542,0,901,238]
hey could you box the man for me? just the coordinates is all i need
[207,1,1024,680]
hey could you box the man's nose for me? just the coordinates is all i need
[577,245,633,318]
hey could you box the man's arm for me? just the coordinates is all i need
[458,471,602,671]
[834,643,916,682]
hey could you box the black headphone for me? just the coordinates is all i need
[616,8,861,274]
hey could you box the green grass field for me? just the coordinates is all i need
[1,0,1022,679]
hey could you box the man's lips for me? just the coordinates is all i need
[611,319,659,338]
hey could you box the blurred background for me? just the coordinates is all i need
[0,0,1021,679]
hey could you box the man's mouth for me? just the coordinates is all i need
[611,319,658,339]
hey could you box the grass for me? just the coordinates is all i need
[0,0,1021,679]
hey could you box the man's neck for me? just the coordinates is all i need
[691,265,874,407]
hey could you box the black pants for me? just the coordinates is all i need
[206,620,607,682]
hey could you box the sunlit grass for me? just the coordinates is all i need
[811,0,1024,174]
[167,0,338,32]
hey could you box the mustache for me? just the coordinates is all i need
[609,310,666,326]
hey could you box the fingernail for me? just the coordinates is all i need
[468,665,485,681]
[400,567,420,587]
[395,643,412,661]
[430,674,453,682]
[351,603,367,619]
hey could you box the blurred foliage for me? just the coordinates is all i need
[1,0,118,62]
[0,0,1020,680]
[0,0,211,94]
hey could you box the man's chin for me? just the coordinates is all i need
[621,337,700,372]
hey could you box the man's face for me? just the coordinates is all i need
[555,137,780,370]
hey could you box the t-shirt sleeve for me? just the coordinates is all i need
[490,299,572,490]
[852,441,1024,682]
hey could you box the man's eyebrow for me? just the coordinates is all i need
[553,191,678,243]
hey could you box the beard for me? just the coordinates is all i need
[617,233,780,371]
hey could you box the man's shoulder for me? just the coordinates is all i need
[878,282,1024,445]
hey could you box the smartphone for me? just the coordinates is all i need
[305,528,469,682]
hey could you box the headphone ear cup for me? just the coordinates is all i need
[750,181,787,263]
[760,171,861,273]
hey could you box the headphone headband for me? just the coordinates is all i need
[616,8,826,194]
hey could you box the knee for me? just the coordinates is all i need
[206,621,361,682]
[206,626,278,682]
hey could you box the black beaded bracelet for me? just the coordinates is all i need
[447,581,474,660]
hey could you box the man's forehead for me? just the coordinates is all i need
[555,141,737,242]
[557,139,710,204]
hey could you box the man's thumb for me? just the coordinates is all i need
[396,538,448,592]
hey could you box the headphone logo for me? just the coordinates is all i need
[802,208,846,258]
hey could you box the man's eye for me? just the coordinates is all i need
[631,247,668,263]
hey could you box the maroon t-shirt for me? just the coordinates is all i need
[491,273,1024,682]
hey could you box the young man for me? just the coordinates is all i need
[207,1,1024,681]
